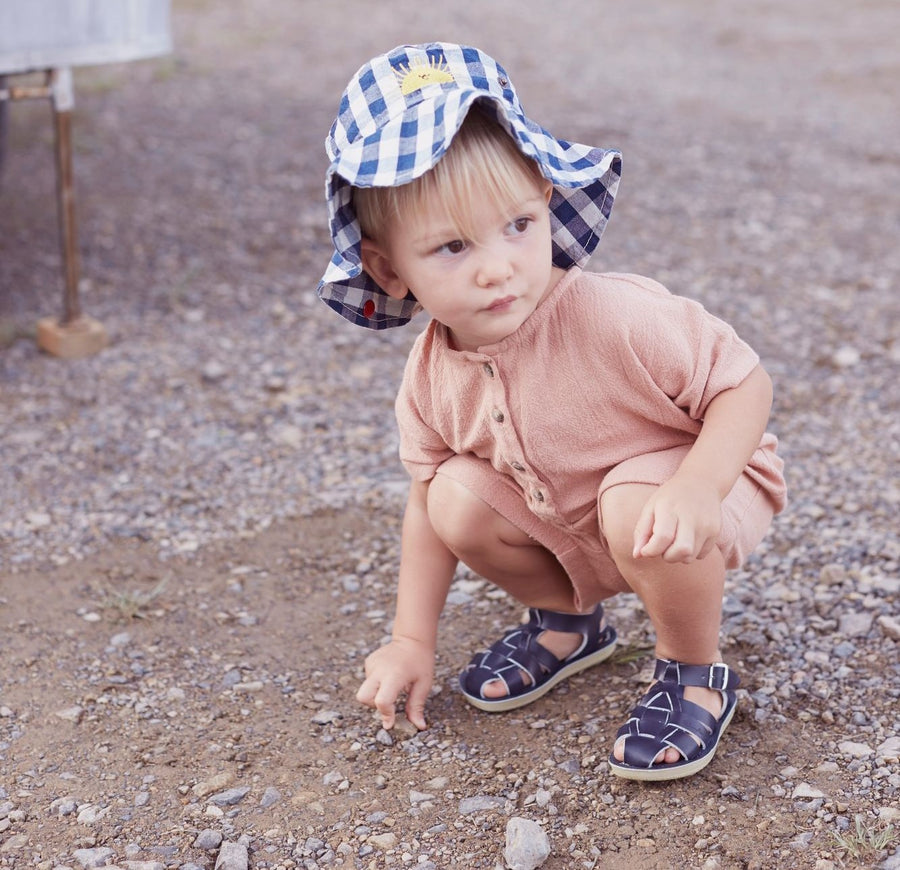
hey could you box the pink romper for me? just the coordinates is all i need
[395,268,787,610]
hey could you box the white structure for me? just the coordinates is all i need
[0,0,172,357]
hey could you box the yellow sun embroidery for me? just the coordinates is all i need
[394,55,454,95]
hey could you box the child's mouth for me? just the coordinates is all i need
[487,295,516,312]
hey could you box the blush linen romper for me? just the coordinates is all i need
[395,268,787,611]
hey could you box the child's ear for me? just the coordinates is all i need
[360,238,409,299]
[540,177,554,204]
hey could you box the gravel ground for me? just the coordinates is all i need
[1,1,898,868]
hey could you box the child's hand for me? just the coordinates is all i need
[632,473,723,563]
[356,636,434,731]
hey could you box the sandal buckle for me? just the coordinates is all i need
[707,663,729,691]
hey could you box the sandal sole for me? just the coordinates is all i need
[607,694,737,782]
[460,635,617,713]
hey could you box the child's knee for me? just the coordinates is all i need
[426,474,494,553]
[598,482,655,563]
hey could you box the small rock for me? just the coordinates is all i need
[792,783,826,799]
[877,614,900,641]
[193,773,234,797]
[54,706,83,723]
[76,804,110,824]
[831,346,860,367]
[259,786,281,808]
[202,361,228,383]
[311,709,342,724]
[208,787,250,806]
[214,841,249,870]
[72,848,116,868]
[838,741,873,758]
[368,833,398,849]
[504,817,551,870]
[876,736,900,763]
[459,795,506,814]
[838,611,873,637]
[0,834,29,853]
[194,829,224,850]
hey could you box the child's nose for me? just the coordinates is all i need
[475,246,514,287]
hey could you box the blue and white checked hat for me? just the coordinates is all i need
[317,42,623,329]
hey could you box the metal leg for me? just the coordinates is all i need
[52,82,82,323]
[35,67,108,357]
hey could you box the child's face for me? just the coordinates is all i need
[361,176,559,351]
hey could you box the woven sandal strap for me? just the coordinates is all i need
[653,658,740,691]
[531,604,604,635]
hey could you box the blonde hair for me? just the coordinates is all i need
[353,105,547,243]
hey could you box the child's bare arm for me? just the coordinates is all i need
[633,364,774,563]
[356,478,458,729]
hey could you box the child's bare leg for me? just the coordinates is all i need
[427,474,600,698]
[600,482,727,764]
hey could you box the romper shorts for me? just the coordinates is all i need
[434,439,784,612]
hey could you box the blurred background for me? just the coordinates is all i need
[1,0,897,584]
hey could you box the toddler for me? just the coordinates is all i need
[316,43,786,781]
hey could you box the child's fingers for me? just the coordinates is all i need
[636,511,677,559]
[356,675,397,729]
[405,681,430,731]
[631,504,656,558]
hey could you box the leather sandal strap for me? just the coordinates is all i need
[653,658,740,692]
[532,604,604,634]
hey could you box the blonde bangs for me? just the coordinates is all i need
[354,105,545,243]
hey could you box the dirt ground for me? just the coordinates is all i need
[1,1,898,869]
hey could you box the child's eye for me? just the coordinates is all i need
[435,239,467,256]
[509,217,532,235]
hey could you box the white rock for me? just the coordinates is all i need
[72,848,116,868]
[214,841,249,870]
[504,817,551,870]
[838,741,873,758]
[838,611,872,637]
[76,804,110,824]
[877,614,900,641]
[792,783,826,799]
[831,346,860,367]
[0,834,29,853]
[876,736,900,762]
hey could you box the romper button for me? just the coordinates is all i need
[511,462,525,471]
[491,409,505,423]
[482,363,494,377]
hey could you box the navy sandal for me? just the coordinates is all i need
[459,605,617,712]
[608,658,740,781]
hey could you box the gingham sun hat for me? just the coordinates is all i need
[317,42,623,329]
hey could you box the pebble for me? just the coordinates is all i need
[72,848,115,869]
[194,830,224,850]
[459,795,507,814]
[214,842,249,870]
[208,787,251,806]
[504,817,551,870]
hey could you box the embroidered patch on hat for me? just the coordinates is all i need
[394,55,454,95]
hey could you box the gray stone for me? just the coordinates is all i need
[73,848,116,869]
[504,817,551,870]
[458,795,506,814]
[214,841,249,870]
[208,787,251,806]
[194,829,224,850]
